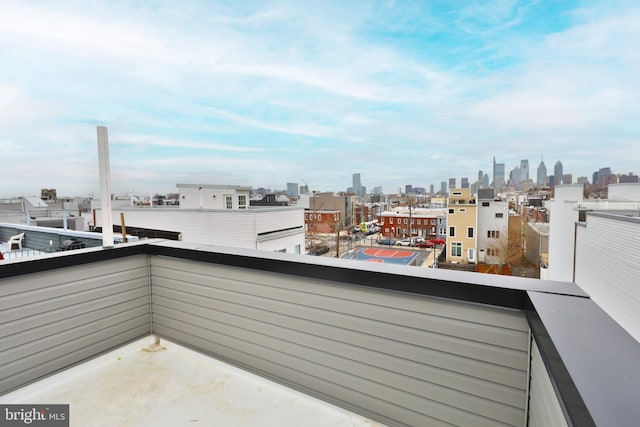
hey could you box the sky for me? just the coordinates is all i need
[1,0,639,198]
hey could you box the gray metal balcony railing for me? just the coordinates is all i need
[1,238,639,426]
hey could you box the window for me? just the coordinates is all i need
[404,218,408,224]
[459,208,466,212]
[238,195,247,209]
[467,227,474,238]
[487,248,500,257]
[224,195,233,209]
[495,213,504,218]
[431,219,436,225]
[482,201,490,207]
[305,213,308,220]
[438,218,444,225]
[448,208,454,214]
[417,219,421,225]
[411,219,414,225]
[389,218,394,224]
[449,226,455,237]
[451,242,462,257]
[453,191,462,195]
[317,213,321,220]
[295,245,301,254]
[385,228,389,233]
[439,227,446,235]
[487,230,501,238]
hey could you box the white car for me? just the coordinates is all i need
[413,237,425,244]
[396,238,413,246]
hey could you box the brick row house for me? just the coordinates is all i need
[304,209,341,234]
[378,208,447,239]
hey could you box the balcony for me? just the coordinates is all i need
[1,235,639,426]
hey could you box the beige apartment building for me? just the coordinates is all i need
[446,188,477,263]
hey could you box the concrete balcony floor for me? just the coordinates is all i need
[0,336,384,427]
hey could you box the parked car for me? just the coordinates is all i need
[396,238,413,246]
[413,237,425,244]
[308,246,330,256]
[416,241,434,248]
[377,239,395,246]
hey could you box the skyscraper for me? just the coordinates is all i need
[520,160,529,181]
[449,178,456,190]
[492,156,505,189]
[510,166,521,188]
[440,181,447,193]
[483,173,489,189]
[286,182,299,197]
[554,161,563,186]
[461,177,469,188]
[352,173,362,196]
[537,158,547,186]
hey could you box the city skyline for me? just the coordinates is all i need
[1,1,639,197]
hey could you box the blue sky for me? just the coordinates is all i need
[1,0,638,197]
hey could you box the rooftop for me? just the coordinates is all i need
[1,336,381,427]
[1,228,639,426]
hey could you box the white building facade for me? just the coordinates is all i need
[575,211,640,343]
[177,184,251,210]
[476,196,509,265]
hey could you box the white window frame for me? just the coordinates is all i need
[451,242,462,257]
[224,195,233,209]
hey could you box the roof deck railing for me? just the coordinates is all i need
[1,237,639,426]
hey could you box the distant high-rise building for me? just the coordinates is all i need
[563,174,573,185]
[429,184,434,194]
[461,177,469,188]
[577,177,590,185]
[286,182,299,197]
[509,166,521,188]
[352,173,363,196]
[299,184,309,194]
[554,161,563,186]
[405,184,413,195]
[440,181,447,193]
[520,160,529,181]
[492,156,505,188]
[596,167,612,187]
[619,173,639,183]
[477,170,484,188]
[449,178,456,190]
[483,173,489,189]
[373,186,382,195]
[537,158,547,186]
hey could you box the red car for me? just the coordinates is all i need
[415,241,434,248]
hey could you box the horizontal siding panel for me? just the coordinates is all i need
[152,302,523,425]
[0,256,151,395]
[151,257,528,426]
[0,256,148,297]
[0,324,149,394]
[153,284,526,390]
[0,311,149,370]
[153,257,529,331]
[153,324,442,427]
[153,272,528,371]
[575,215,640,342]
[528,339,569,427]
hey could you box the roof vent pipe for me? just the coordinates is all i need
[97,126,114,248]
